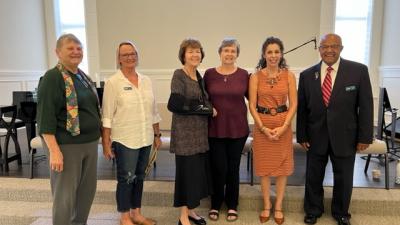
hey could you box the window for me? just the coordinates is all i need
[335,0,373,65]
[54,0,88,73]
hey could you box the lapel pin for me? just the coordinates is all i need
[314,71,320,80]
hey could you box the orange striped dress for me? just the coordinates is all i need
[253,69,293,177]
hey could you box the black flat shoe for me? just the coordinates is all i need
[304,214,319,224]
[178,219,182,225]
[337,217,351,225]
[188,215,206,225]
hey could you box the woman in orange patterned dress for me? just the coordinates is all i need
[249,37,297,224]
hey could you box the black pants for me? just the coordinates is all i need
[209,136,248,210]
[304,142,355,219]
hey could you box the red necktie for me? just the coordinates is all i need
[322,66,333,106]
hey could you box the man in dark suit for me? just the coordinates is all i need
[297,33,373,225]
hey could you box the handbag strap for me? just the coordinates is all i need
[196,72,207,103]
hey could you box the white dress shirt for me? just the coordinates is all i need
[320,57,341,88]
[102,70,161,149]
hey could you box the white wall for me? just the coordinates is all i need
[380,0,400,66]
[94,0,322,103]
[96,0,321,71]
[0,0,47,105]
[380,0,400,109]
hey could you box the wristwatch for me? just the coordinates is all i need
[154,133,162,137]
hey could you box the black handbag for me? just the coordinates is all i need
[167,72,213,116]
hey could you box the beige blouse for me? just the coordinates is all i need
[102,70,161,149]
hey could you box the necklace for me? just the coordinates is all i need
[217,66,236,83]
[265,69,281,89]
[183,67,197,80]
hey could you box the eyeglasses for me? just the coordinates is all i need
[319,45,342,50]
[120,52,137,59]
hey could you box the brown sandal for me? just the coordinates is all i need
[274,209,285,225]
[259,208,271,223]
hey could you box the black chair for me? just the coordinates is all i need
[0,105,22,171]
[373,87,399,156]
[380,89,399,159]
[363,87,398,189]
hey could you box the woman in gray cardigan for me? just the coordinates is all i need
[169,38,213,225]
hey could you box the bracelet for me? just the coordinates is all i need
[260,126,266,132]
[154,133,162,137]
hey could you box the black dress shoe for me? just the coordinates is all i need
[337,217,351,225]
[188,215,206,225]
[304,214,318,224]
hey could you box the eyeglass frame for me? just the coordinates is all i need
[119,52,138,59]
[319,44,343,51]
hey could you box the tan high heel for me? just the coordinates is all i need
[259,208,271,223]
[274,209,285,225]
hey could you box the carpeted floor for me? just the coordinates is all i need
[0,179,400,225]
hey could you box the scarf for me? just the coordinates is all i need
[57,63,100,136]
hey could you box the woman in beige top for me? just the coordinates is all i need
[102,41,161,225]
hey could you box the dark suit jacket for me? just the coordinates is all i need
[296,58,373,157]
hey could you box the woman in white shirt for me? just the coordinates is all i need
[102,41,161,225]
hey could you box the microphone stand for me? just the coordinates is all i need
[284,37,317,55]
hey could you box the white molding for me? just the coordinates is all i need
[379,66,400,78]
[0,70,44,80]
[100,67,305,77]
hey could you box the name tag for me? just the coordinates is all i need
[345,85,356,91]
[124,87,132,90]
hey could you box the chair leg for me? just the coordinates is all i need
[4,134,10,172]
[364,154,371,173]
[29,148,34,179]
[0,143,3,171]
[247,152,250,171]
[250,149,254,186]
[12,133,22,165]
[384,153,389,190]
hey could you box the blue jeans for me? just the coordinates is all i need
[112,142,151,212]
